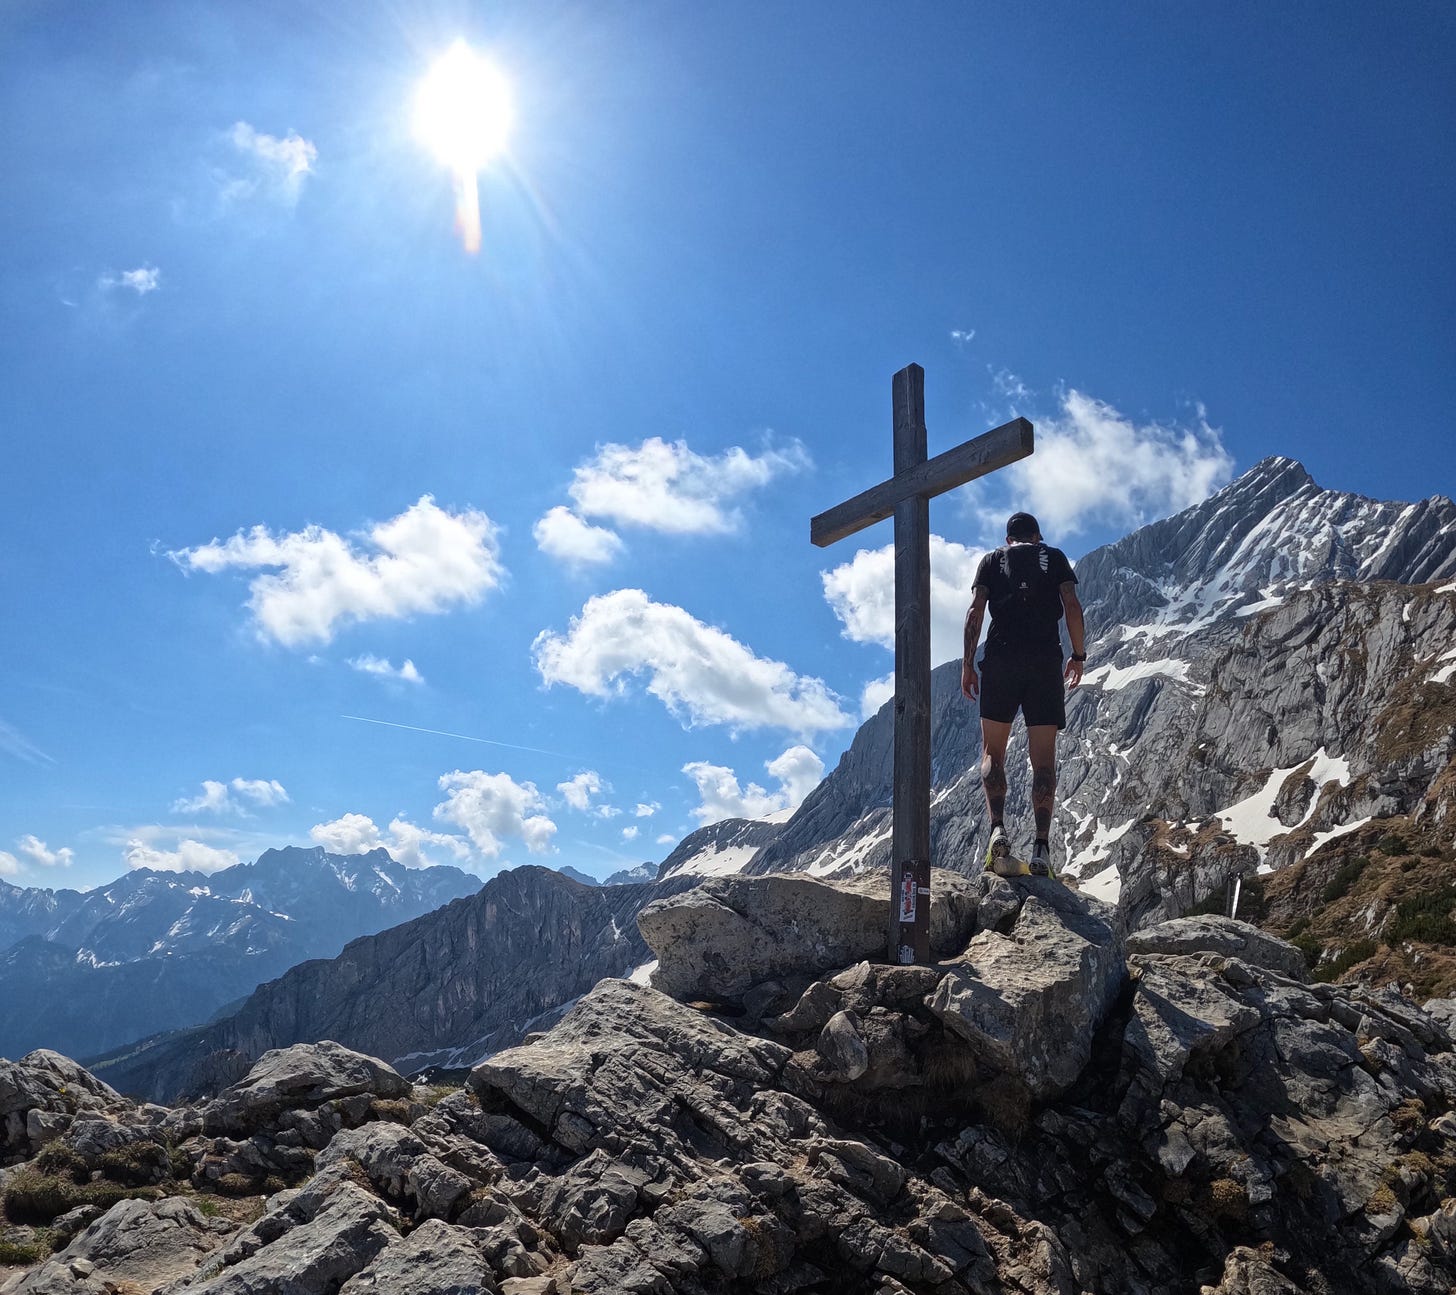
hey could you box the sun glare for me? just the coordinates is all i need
[414,40,513,253]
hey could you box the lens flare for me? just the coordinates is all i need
[413,41,513,253]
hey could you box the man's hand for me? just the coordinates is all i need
[1064,657,1084,690]
[961,659,979,701]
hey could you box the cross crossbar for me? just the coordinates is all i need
[810,417,1034,548]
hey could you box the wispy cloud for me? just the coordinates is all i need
[950,328,976,344]
[348,655,425,685]
[172,777,289,816]
[168,496,503,648]
[0,852,19,877]
[683,744,824,825]
[98,265,161,296]
[224,121,317,205]
[634,802,659,818]
[533,589,850,736]
[0,719,53,766]
[535,436,809,566]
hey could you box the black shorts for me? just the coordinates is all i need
[979,651,1066,729]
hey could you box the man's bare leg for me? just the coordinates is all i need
[980,719,1012,825]
[1027,723,1059,852]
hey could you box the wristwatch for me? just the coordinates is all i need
[1070,652,1087,662]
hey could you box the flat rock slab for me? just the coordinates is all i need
[927,886,1125,1101]
[202,1041,410,1135]
[1127,915,1308,980]
[338,1218,499,1294]
[637,870,981,1001]
[3,1197,229,1295]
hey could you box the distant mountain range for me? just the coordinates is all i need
[0,846,479,1059]
[61,458,1456,1100]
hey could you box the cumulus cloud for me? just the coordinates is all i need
[348,655,424,685]
[0,851,18,877]
[982,390,1233,539]
[124,838,240,875]
[621,825,639,842]
[683,744,825,825]
[634,802,659,818]
[822,535,985,668]
[172,777,289,815]
[309,812,471,869]
[656,833,675,845]
[535,436,809,566]
[434,770,557,859]
[16,835,74,869]
[169,496,503,648]
[532,506,624,568]
[227,122,317,203]
[533,589,850,735]
[99,266,161,295]
[860,673,895,718]
[557,771,606,812]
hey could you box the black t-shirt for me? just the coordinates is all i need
[973,542,1077,657]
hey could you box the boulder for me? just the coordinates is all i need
[637,870,981,1001]
[337,1218,499,1294]
[3,1197,230,1294]
[0,1052,125,1164]
[927,885,1125,1100]
[1127,915,1309,980]
[200,1041,411,1135]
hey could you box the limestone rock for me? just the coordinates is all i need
[337,1218,498,1294]
[637,870,980,1001]
[1127,915,1308,980]
[927,886,1125,1099]
[201,1041,410,1136]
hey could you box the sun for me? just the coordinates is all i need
[413,41,513,173]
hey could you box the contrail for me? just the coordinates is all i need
[340,715,575,761]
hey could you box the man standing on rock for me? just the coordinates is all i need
[961,512,1086,878]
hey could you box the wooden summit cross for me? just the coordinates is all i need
[812,364,1033,965]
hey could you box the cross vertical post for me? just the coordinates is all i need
[810,364,1034,965]
[891,366,932,963]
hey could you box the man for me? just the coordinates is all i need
[961,512,1086,878]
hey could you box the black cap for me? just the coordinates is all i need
[1006,512,1040,540]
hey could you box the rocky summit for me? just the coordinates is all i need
[3,871,1455,1294]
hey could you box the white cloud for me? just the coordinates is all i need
[532,506,624,567]
[823,535,985,668]
[228,122,317,203]
[683,743,825,825]
[860,673,895,719]
[309,812,471,869]
[950,328,976,344]
[0,719,52,766]
[16,835,74,869]
[981,390,1233,540]
[124,838,240,875]
[434,769,557,858]
[99,266,161,295]
[634,802,659,818]
[172,777,289,815]
[534,589,850,735]
[991,367,1030,401]
[349,655,425,685]
[557,771,605,812]
[568,436,809,535]
[169,496,503,648]
[655,833,675,845]
[621,825,639,842]
[0,851,19,877]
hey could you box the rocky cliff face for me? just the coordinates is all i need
[0,849,481,1061]
[748,459,1456,936]
[3,873,1455,1295]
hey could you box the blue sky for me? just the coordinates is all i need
[2,2,1452,889]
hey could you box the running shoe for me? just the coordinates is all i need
[984,825,1027,877]
[1029,841,1058,879]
